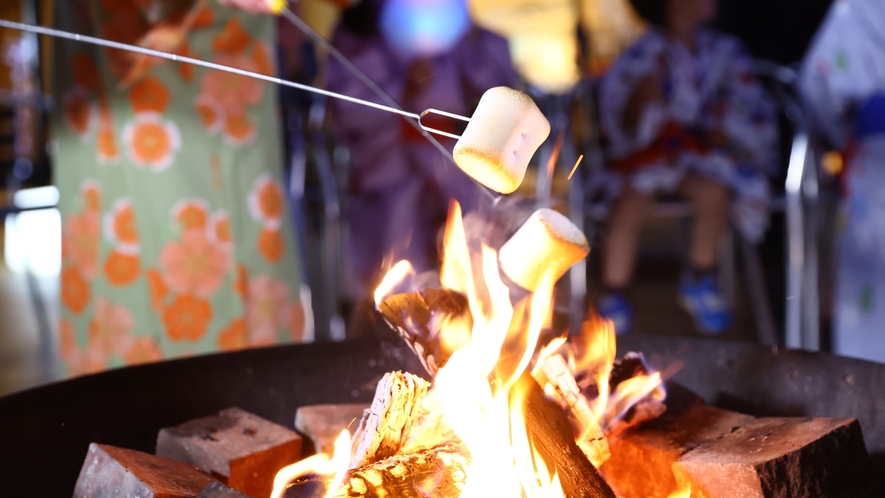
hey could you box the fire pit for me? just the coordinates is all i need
[0,332,882,496]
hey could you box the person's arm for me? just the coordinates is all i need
[621,72,663,134]
[121,0,279,87]
[598,34,670,157]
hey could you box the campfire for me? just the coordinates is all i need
[265,199,672,498]
[68,87,874,498]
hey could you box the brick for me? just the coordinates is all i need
[157,407,302,498]
[73,443,218,498]
[601,395,872,498]
[294,403,369,454]
[602,404,755,498]
[675,417,872,498]
[199,482,251,498]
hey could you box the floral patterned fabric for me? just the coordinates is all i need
[53,0,311,377]
[800,0,885,363]
[594,29,779,242]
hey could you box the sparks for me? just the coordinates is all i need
[567,154,584,181]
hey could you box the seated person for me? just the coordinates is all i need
[326,0,517,298]
[800,0,885,363]
[595,0,778,334]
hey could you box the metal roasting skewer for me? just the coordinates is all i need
[0,16,498,202]
[0,18,471,138]
[277,8,495,201]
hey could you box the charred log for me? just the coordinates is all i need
[519,374,617,498]
[378,289,471,377]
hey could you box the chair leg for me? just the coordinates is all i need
[717,227,737,308]
[739,236,779,346]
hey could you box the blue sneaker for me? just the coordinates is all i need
[679,274,732,334]
[597,292,634,335]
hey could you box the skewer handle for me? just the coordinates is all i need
[0,18,472,139]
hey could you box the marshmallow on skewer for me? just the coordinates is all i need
[498,208,590,291]
[453,87,550,194]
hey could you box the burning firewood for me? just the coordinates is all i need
[534,353,610,467]
[378,288,618,497]
[349,371,431,469]
[378,289,471,377]
[518,374,617,498]
[329,442,470,498]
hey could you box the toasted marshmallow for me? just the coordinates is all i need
[453,87,550,194]
[498,208,590,291]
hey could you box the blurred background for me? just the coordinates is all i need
[0,0,850,395]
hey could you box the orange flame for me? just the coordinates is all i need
[373,260,414,306]
[270,429,351,498]
[668,479,692,498]
[571,314,617,419]
[603,372,664,428]
[434,201,563,497]
[366,199,668,497]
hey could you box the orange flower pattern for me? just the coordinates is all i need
[164,295,213,342]
[124,336,163,365]
[59,319,78,359]
[171,199,210,230]
[128,77,170,114]
[258,228,285,263]
[248,175,286,229]
[208,210,233,250]
[62,87,96,139]
[62,210,101,279]
[103,198,140,253]
[97,115,120,165]
[160,228,230,299]
[62,266,91,315]
[88,297,135,358]
[123,112,181,171]
[246,275,293,345]
[217,318,248,351]
[104,250,141,287]
[55,1,308,377]
[147,268,169,311]
[211,18,251,54]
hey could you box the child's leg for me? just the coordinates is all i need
[677,173,732,272]
[602,185,656,290]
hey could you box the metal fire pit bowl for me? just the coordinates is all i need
[1,333,884,496]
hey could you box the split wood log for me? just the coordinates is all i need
[331,442,469,498]
[349,371,431,469]
[534,354,610,467]
[601,384,873,498]
[282,443,470,498]
[400,388,459,454]
[518,373,617,498]
[378,289,471,376]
